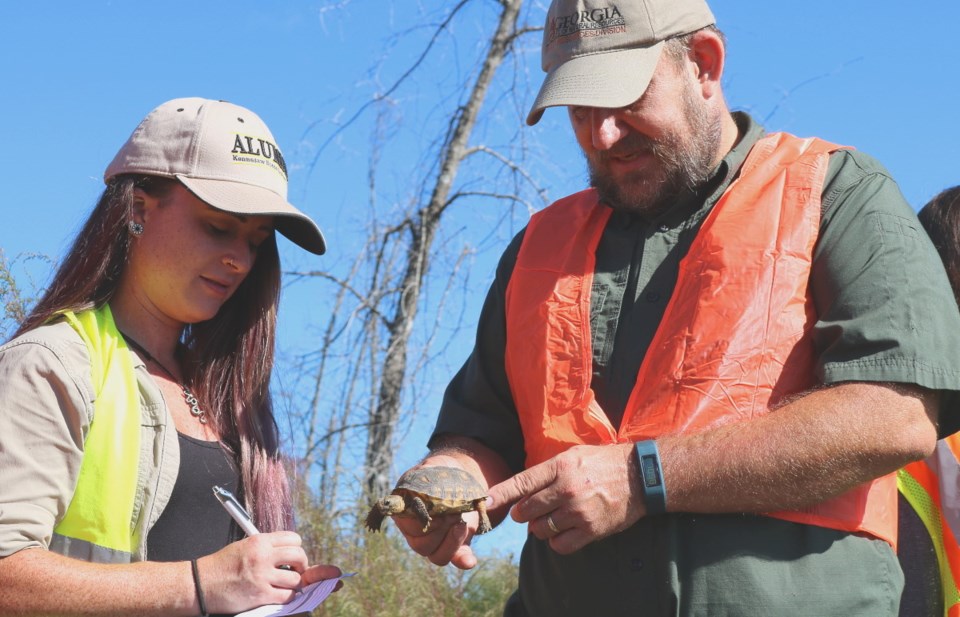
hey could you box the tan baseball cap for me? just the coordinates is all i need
[527,0,715,125]
[105,98,326,255]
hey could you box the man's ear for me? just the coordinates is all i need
[687,29,726,100]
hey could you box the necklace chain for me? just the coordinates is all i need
[118,331,207,424]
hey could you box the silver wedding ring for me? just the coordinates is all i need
[546,514,560,535]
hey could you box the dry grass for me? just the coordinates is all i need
[296,495,519,617]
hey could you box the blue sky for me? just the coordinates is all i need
[4,1,958,265]
[2,1,959,563]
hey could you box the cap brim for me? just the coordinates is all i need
[179,177,327,255]
[526,42,665,126]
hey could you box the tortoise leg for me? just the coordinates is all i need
[365,502,387,532]
[411,495,433,532]
[475,497,492,534]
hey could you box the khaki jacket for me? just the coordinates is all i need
[0,319,179,561]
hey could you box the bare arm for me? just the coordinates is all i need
[660,381,938,512]
[489,382,938,554]
[0,549,199,617]
[0,532,313,616]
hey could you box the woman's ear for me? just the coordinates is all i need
[131,187,158,225]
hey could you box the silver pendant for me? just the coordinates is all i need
[184,388,207,424]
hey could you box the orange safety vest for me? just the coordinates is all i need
[898,434,960,616]
[504,132,897,546]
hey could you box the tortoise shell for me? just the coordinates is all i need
[365,465,492,534]
[393,466,486,507]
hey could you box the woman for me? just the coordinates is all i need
[0,98,340,615]
[898,185,960,617]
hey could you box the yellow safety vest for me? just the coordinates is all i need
[898,434,960,617]
[50,305,142,563]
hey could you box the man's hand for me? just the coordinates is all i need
[390,458,488,570]
[393,506,482,570]
[391,438,515,570]
[487,442,644,554]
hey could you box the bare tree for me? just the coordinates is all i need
[284,0,548,516]
[0,250,53,341]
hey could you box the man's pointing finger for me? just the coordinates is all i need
[487,461,556,511]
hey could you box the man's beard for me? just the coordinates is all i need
[586,87,722,218]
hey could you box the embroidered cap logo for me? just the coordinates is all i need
[549,5,627,45]
[230,134,288,180]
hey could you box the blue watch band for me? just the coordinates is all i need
[634,440,667,515]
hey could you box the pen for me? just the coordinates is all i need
[213,485,294,570]
[213,485,260,536]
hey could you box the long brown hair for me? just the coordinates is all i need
[918,185,960,306]
[17,174,292,531]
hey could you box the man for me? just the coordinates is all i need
[393,0,960,614]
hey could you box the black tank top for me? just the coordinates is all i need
[147,433,242,562]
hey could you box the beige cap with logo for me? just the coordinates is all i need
[527,0,715,125]
[105,98,326,255]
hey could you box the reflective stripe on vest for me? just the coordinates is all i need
[504,132,897,546]
[51,305,141,563]
[898,434,960,616]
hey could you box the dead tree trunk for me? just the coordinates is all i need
[362,0,524,499]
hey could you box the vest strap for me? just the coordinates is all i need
[49,533,133,564]
[53,305,141,562]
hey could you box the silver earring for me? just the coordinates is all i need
[128,221,144,236]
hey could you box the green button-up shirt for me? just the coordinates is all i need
[432,113,960,616]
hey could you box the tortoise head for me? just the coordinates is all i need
[380,494,406,515]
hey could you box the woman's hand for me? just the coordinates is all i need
[198,531,309,614]
[301,563,344,592]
